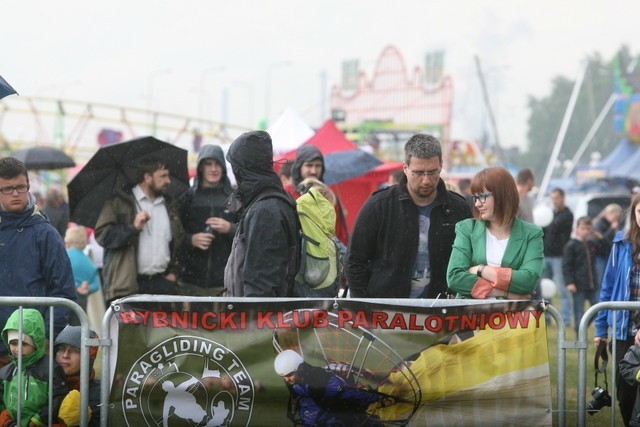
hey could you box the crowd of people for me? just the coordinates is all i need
[2,129,640,424]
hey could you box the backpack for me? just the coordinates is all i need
[295,187,340,290]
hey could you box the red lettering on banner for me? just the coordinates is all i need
[201,312,217,330]
[408,314,423,331]
[370,312,389,329]
[136,311,150,323]
[460,313,477,330]
[256,312,275,329]
[351,311,371,328]
[313,310,328,327]
[153,312,169,327]
[276,312,293,328]
[119,312,139,324]
[388,313,407,329]
[425,316,443,332]
[443,315,458,331]
[291,311,311,328]
[221,312,246,329]
[337,311,353,327]
[488,312,506,329]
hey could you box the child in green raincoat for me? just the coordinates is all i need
[0,308,67,427]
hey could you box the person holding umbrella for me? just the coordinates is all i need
[0,157,76,366]
[94,156,184,303]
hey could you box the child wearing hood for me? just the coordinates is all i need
[54,326,100,427]
[0,308,67,427]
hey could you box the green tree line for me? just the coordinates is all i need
[518,45,638,181]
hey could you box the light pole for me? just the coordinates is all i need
[233,80,255,128]
[199,66,225,123]
[265,60,292,124]
[147,68,171,136]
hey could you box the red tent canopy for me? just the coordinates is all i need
[332,161,403,232]
[274,120,403,233]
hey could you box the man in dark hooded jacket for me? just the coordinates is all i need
[177,145,237,296]
[284,145,349,244]
[224,131,299,297]
[0,157,76,364]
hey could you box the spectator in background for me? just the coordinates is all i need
[447,167,543,299]
[543,188,574,327]
[562,216,610,337]
[284,145,349,245]
[64,226,100,323]
[54,326,101,427]
[95,156,184,303]
[0,157,76,366]
[44,187,70,238]
[177,145,237,297]
[278,160,293,188]
[595,195,640,426]
[594,203,624,286]
[516,168,535,223]
[457,177,475,211]
[347,134,471,299]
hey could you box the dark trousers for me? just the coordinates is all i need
[137,275,177,311]
[137,276,177,295]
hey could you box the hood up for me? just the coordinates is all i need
[193,144,232,193]
[2,308,46,367]
[226,131,284,206]
[292,145,324,187]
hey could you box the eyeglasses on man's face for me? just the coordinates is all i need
[471,193,493,204]
[0,184,29,195]
[409,168,441,178]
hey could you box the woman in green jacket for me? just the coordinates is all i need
[447,167,544,299]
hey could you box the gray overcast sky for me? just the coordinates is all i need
[2,0,637,151]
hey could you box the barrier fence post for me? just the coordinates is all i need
[0,297,90,426]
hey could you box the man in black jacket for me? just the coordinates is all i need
[543,188,574,325]
[224,131,299,297]
[177,144,237,296]
[346,134,472,299]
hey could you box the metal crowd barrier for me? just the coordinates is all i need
[578,301,640,427]
[0,297,91,426]
[0,297,578,426]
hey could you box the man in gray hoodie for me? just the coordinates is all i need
[177,145,237,296]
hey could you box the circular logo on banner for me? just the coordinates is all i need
[122,336,254,426]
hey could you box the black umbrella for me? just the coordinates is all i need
[67,136,189,228]
[0,74,17,100]
[10,146,76,170]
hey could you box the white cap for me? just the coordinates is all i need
[7,330,35,347]
[632,186,640,194]
[274,350,304,376]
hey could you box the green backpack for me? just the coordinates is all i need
[295,187,340,289]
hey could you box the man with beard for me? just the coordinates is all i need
[224,131,299,297]
[346,134,472,299]
[284,145,349,244]
[95,156,184,302]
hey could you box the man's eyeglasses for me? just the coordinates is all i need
[471,193,493,204]
[409,168,441,178]
[0,184,29,195]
